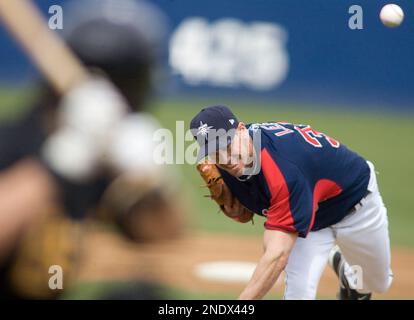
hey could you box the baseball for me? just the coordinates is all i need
[380,4,404,28]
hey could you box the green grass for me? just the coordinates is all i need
[0,87,37,122]
[62,280,286,300]
[61,281,239,300]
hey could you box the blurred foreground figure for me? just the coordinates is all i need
[0,0,181,300]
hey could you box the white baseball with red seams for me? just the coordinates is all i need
[380,4,404,28]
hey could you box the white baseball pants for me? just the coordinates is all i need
[283,161,393,299]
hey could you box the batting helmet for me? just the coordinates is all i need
[62,0,169,110]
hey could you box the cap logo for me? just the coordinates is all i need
[197,121,213,137]
[229,119,235,125]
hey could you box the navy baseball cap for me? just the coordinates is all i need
[190,105,239,162]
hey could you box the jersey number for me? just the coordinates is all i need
[294,125,340,148]
[258,122,340,148]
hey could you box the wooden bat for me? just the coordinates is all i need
[0,0,89,95]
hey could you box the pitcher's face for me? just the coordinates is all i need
[212,123,254,177]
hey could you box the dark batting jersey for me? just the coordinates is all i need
[0,106,46,170]
[218,122,370,238]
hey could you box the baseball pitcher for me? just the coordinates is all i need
[191,105,392,300]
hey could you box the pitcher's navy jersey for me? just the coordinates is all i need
[218,122,370,238]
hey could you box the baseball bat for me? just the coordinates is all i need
[0,0,89,95]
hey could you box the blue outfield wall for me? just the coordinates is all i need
[0,0,413,111]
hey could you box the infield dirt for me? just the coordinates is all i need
[77,227,413,299]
